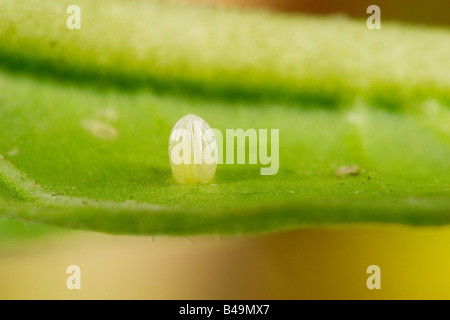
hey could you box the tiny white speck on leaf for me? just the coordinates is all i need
[81,119,118,140]
[6,148,19,156]
[336,164,361,177]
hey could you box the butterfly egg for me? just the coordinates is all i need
[168,114,217,184]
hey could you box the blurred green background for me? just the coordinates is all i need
[0,0,449,299]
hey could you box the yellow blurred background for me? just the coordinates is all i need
[1,223,449,299]
[183,0,450,26]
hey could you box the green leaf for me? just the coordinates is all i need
[0,0,449,235]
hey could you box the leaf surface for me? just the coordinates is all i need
[0,0,449,235]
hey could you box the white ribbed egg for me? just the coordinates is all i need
[168,114,217,184]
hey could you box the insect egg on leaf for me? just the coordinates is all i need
[168,114,217,184]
